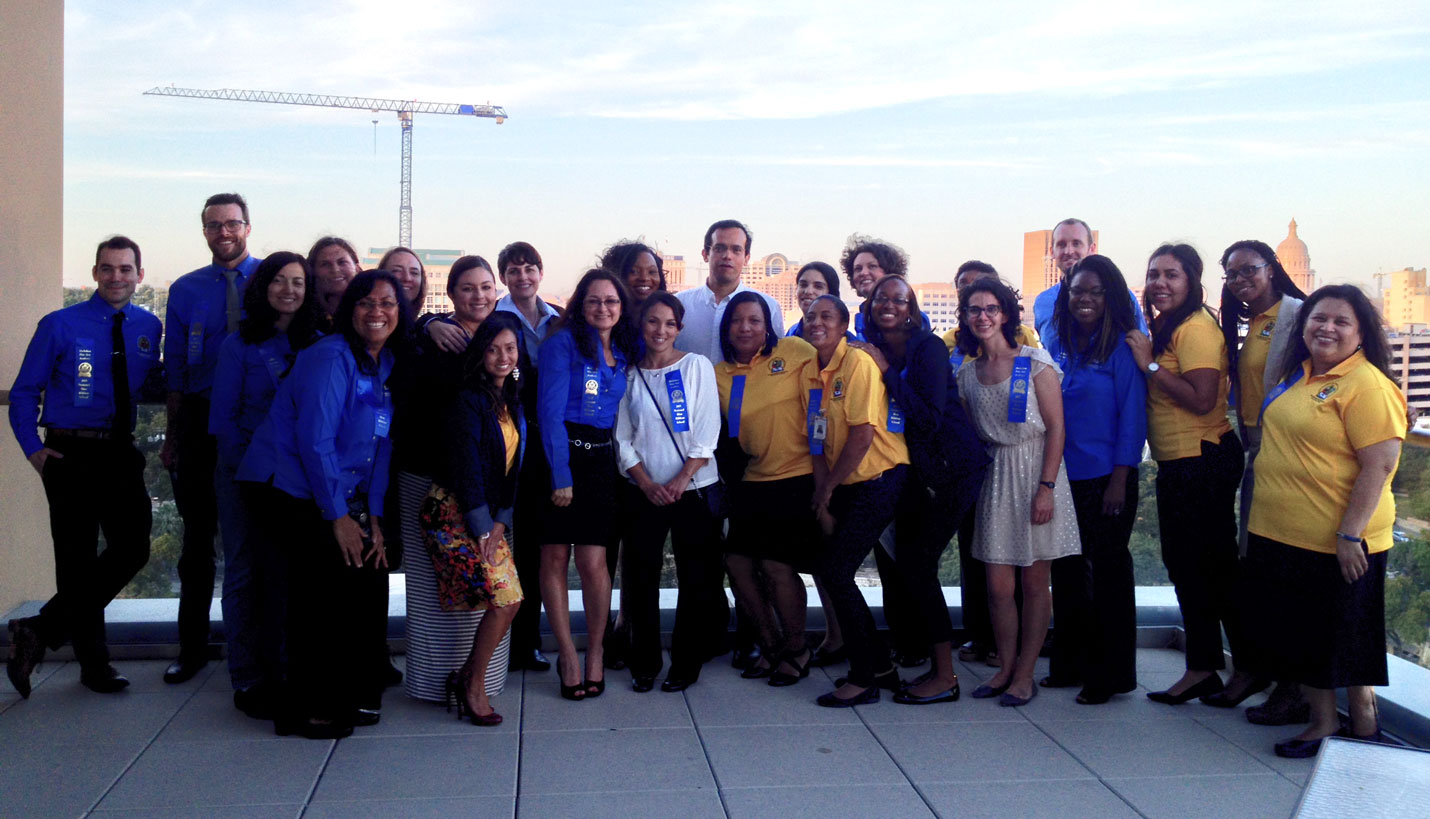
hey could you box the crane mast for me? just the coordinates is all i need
[144,86,508,248]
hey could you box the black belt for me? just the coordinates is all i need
[569,437,612,450]
[46,428,124,441]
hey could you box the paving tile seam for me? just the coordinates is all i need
[512,668,529,819]
[847,698,948,818]
[1180,712,1305,779]
[82,664,211,816]
[295,737,341,815]
[680,684,735,818]
[1013,710,1153,819]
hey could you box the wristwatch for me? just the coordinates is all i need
[1145,361,1161,374]
[1039,480,1056,490]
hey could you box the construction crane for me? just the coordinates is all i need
[143,86,508,248]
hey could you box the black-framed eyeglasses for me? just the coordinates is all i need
[1223,262,1270,281]
[872,295,910,307]
[203,220,248,234]
[963,304,1002,318]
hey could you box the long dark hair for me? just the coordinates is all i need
[560,268,640,364]
[718,290,779,364]
[601,241,667,295]
[238,251,323,350]
[1279,284,1396,385]
[1145,243,1212,357]
[1218,239,1309,376]
[461,311,525,420]
[334,270,414,374]
[955,278,1020,356]
[797,261,841,298]
[862,276,929,360]
[1052,255,1136,364]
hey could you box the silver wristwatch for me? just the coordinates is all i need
[1145,361,1161,374]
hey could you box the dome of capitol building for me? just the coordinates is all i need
[1276,218,1316,293]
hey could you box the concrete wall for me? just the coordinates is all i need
[0,0,64,613]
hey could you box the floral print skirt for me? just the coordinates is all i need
[420,484,523,612]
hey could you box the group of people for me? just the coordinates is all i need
[7,202,1405,758]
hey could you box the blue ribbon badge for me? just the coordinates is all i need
[581,363,600,418]
[74,338,95,407]
[807,387,826,455]
[887,397,906,433]
[727,375,747,437]
[259,340,286,386]
[1006,355,1032,423]
[665,370,690,432]
[186,301,208,366]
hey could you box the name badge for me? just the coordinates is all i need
[887,397,905,432]
[581,363,600,418]
[807,387,825,455]
[727,374,746,437]
[259,340,286,386]
[373,409,391,438]
[186,300,209,366]
[1007,355,1032,423]
[665,370,690,432]
[74,338,95,407]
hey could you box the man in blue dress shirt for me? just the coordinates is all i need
[1032,217,1147,340]
[160,192,263,684]
[7,236,164,696]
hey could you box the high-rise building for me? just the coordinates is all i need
[1021,228,1100,311]
[1275,219,1316,294]
[662,253,688,293]
[1387,326,1430,415]
[911,282,959,334]
[1381,267,1429,327]
[363,247,464,315]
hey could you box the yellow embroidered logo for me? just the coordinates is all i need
[1259,319,1276,339]
[833,377,845,399]
[1315,384,1339,401]
[770,358,785,374]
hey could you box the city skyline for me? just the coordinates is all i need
[58,2,1430,297]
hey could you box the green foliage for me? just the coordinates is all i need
[1129,462,1169,585]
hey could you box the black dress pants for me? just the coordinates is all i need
[818,466,906,687]
[893,469,983,648]
[172,395,219,659]
[955,502,993,650]
[509,443,548,656]
[1156,432,1246,672]
[35,437,151,670]
[621,484,727,678]
[1050,471,1139,691]
[269,487,387,722]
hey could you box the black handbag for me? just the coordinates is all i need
[638,366,730,519]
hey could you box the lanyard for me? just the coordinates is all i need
[1007,355,1032,423]
[727,374,747,438]
[1258,368,1305,426]
[807,387,826,455]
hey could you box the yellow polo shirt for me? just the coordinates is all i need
[1146,309,1232,461]
[942,324,1040,359]
[1249,352,1406,554]
[801,339,909,485]
[715,336,818,482]
[1237,302,1281,428]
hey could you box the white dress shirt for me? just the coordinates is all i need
[674,282,784,363]
[615,352,721,489]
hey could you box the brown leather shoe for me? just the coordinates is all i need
[7,618,45,699]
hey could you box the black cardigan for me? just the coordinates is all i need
[877,330,990,492]
[434,388,525,536]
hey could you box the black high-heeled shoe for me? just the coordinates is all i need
[740,649,777,680]
[769,648,813,687]
[558,656,586,701]
[444,671,464,717]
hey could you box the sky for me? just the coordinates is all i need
[62,1,1430,298]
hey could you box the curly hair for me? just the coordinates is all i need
[839,235,908,289]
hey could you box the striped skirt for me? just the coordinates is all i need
[397,471,510,702]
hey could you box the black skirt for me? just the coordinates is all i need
[528,423,621,548]
[726,474,819,572]
[1244,533,1388,689]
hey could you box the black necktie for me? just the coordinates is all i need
[111,311,131,438]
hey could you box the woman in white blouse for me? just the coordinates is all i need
[615,292,727,693]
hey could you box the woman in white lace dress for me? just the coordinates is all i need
[954,278,1080,707]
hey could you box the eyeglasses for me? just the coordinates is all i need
[584,298,621,310]
[202,220,248,234]
[962,304,1002,318]
[1068,287,1106,299]
[872,295,909,307]
[356,299,399,311]
[1223,262,1270,281]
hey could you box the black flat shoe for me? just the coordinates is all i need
[892,682,960,704]
[660,674,697,693]
[768,649,812,687]
[815,685,879,708]
[1147,674,1224,705]
[1201,677,1271,708]
[234,686,276,719]
[740,651,776,680]
[79,665,130,694]
[807,642,848,668]
[510,649,552,672]
[632,675,655,693]
[7,617,44,699]
[835,667,902,691]
[1075,683,1136,705]
[276,717,353,740]
[999,685,1038,707]
[163,656,208,685]
[889,650,930,669]
[970,680,1011,699]
[351,708,380,727]
[731,643,761,671]
[1274,736,1326,759]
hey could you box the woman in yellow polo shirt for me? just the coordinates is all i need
[1246,285,1404,758]
[1126,243,1245,706]
[800,295,912,707]
[1214,239,1310,720]
[715,291,821,686]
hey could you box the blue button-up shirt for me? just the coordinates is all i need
[236,335,394,521]
[536,328,629,490]
[9,296,163,457]
[1034,281,1148,342]
[1044,332,1148,481]
[164,255,262,395]
[495,294,561,365]
[209,331,297,467]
